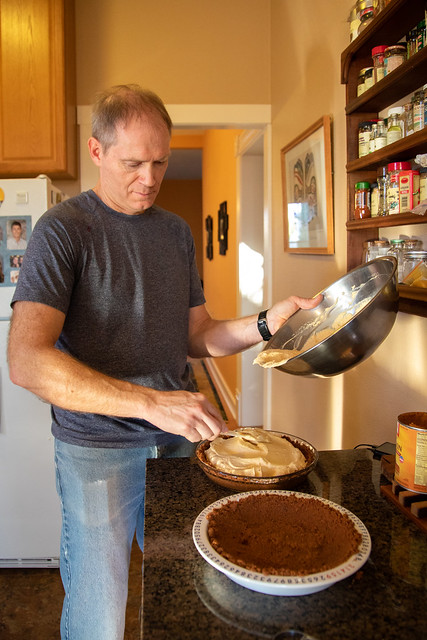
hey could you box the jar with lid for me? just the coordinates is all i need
[384,44,406,75]
[372,46,387,82]
[419,168,427,202]
[407,28,417,58]
[354,182,371,219]
[362,239,390,262]
[402,101,414,136]
[369,123,378,153]
[387,239,405,282]
[370,182,379,217]
[402,251,427,287]
[403,238,423,251]
[374,119,387,150]
[377,165,388,215]
[363,67,374,92]
[357,69,366,96]
[416,20,426,52]
[386,161,411,214]
[358,121,373,157]
[413,89,425,132]
[358,7,375,34]
[386,107,403,145]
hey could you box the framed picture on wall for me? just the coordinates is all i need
[281,115,334,255]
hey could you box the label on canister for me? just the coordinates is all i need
[395,412,427,493]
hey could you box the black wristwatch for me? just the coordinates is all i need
[257,309,272,341]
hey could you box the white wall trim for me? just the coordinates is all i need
[203,359,238,423]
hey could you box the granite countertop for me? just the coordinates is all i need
[142,449,427,640]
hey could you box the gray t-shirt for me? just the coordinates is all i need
[12,190,205,447]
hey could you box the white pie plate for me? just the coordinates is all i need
[192,490,371,596]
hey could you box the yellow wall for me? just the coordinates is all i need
[202,129,241,395]
[74,0,271,106]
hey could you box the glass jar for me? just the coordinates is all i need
[407,28,417,58]
[369,123,378,153]
[416,20,426,52]
[354,181,371,219]
[358,121,373,157]
[413,90,425,132]
[387,239,405,282]
[384,45,406,75]
[362,239,390,262]
[403,238,423,251]
[370,182,379,217]
[377,165,388,216]
[357,69,366,96]
[402,101,414,136]
[372,46,387,82]
[374,119,387,150]
[386,108,403,145]
[358,8,375,34]
[419,168,427,202]
[386,161,411,214]
[402,251,427,287]
[364,67,374,91]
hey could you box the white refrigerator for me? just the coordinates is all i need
[0,175,66,567]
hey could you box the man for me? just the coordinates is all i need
[8,84,321,640]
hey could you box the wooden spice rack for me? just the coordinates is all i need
[341,0,427,317]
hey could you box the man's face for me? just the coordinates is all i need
[89,114,171,215]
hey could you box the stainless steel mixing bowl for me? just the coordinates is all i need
[262,256,398,378]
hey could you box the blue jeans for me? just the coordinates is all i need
[54,437,196,640]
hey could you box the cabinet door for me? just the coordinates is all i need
[0,0,77,179]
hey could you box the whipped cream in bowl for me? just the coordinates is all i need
[195,428,318,492]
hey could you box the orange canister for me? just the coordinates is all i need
[395,412,427,493]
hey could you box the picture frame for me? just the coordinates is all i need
[281,115,334,255]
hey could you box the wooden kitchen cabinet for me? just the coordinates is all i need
[341,0,427,317]
[0,0,77,179]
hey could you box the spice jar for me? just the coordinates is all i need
[403,238,423,251]
[364,67,374,92]
[419,168,427,202]
[377,165,388,216]
[399,170,420,212]
[402,251,427,287]
[402,102,414,136]
[358,7,375,34]
[372,46,387,83]
[413,90,425,132]
[357,69,366,96]
[370,182,379,217]
[362,239,390,262]
[386,161,411,214]
[384,45,406,75]
[374,119,387,150]
[387,239,405,282]
[386,107,403,145]
[354,181,371,219]
[358,121,373,157]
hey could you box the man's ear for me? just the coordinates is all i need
[88,137,103,166]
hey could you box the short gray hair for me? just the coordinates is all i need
[91,84,172,151]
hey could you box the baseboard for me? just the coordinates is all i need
[203,359,238,428]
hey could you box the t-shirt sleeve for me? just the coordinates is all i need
[11,211,77,315]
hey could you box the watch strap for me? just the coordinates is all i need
[257,309,272,341]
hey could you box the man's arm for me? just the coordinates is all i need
[8,301,226,442]
[187,294,323,358]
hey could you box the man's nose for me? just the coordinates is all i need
[138,164,156,186]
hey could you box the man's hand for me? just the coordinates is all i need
[265,294,323,335]
[144,389,227,442]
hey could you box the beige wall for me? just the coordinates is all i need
[74,0,271,106]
